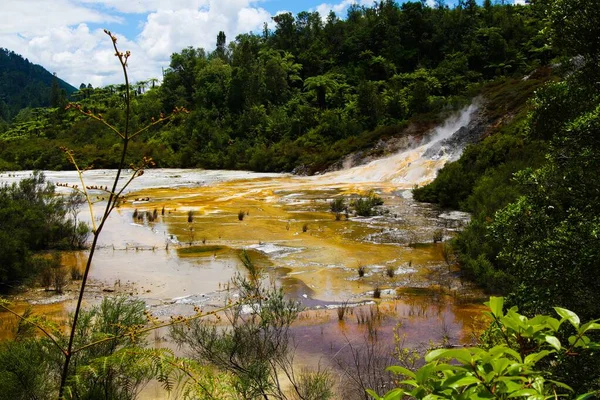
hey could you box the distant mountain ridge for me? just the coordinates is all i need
[0,48,77,122]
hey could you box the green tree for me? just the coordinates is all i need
[491,74,600,319]
[148,77,159,89]
[135,80,148,95]
[50,73,61,108]
[214,30,228,61]
[303,74,339,110]
[271,12,297,52]
[549,0,600,67]
[161,47,206,110]
[0,172,86,286]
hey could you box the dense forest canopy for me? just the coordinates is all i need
[414,0,600,324]
[0,0,551,173]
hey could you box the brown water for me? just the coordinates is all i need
[0,104,488,397]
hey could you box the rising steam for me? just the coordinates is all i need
[317,102,480,188]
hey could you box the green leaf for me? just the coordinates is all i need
[423,394,448,400]
[435,364,468,373]
[554,307,580,328]
[465,391,495,400]
[491,357,510,375]
[580,321,600,333]
[488,296,504,318]
[382,388,405,400]
[387,365,416,379]
[500,315,522,333]
[366,389,382,399]
[416,362,436,384]
[507,389,538,398]
[524,350,551,365]
[489,345,522,363]
[498,378,529,392]
[446,375,480,388]
[547,380,573,391]
[506,364,530,376]
[425,348,473,364]
[545,317,561,332]
[401,379,418,387]
[575,394,598,400]
[545,335,561,351]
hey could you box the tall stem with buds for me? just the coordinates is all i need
[0,29,196,399]
[56,30,186,399]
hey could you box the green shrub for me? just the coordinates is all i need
[171,253,301,399]
[352,191,384,217]
[293,368,335,400]
[385,265,395,278]
[0,172,82,287]
[0,339,57,399]
[0,297,153,399]
[238,210,245,221]
[370,297,600,399]
[329,197,346,213]
[358,265,366,277]
[373,287,381,299]
[73,222,90,249]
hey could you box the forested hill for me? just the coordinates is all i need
[414,0,600,336]
[0,49,77,122]
[156,1,551,172]
[0,1,552,171]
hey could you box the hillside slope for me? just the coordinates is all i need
[0,49,77,122]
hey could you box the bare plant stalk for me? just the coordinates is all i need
[57,30,185,399]
[0,30,192,400]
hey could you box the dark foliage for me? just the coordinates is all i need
[0,49,76,122]
[0,172,87,287]
[0,1,552,173]
[414,0,600,332]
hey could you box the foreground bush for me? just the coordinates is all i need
[369,297,600,399]
[0,297,152,399]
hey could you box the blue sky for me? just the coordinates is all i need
[84,0,435,45]
[1,0,516,87]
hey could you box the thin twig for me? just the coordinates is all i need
[0,304,67,356]
[63,150,97,232]
[59,30,133,399]
[106,169,141,215]
[69,107,124,140]
[56,29,184,399]
[130,116,172,140]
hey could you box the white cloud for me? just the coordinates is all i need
[313,0,372,20]
[138,0,271,61]
[237,7,272,34]
[6,24,154,88]
[77,0,207,14]
[1,0,120,35]
[1,0,274,87]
